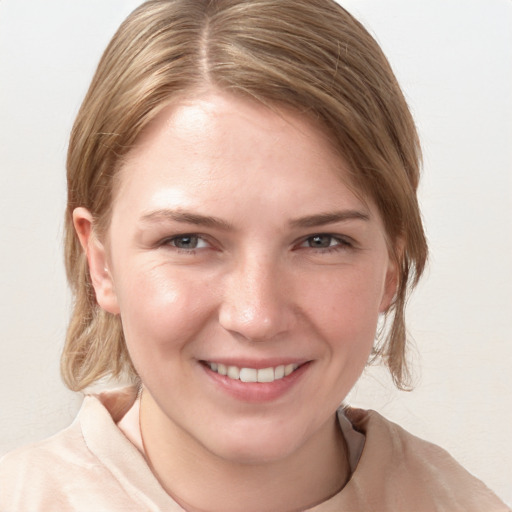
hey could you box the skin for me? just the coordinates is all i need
[74,91,398,512]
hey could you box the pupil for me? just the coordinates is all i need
[176,236,197,249]
[311,235,330,247]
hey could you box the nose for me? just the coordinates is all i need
[218,255,295,342]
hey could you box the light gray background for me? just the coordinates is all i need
[1,0,511,504]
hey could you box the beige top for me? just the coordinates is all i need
[0,387,508,512]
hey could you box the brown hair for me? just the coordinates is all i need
[62,0,427,391]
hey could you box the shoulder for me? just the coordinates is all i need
[0,412,92,477]
[0,416,108,510]
[342,407,510,511]
[0,389,143,511]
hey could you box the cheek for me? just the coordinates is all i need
[300,265,386,345]
[114,262,217,360]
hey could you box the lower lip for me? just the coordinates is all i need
[201,362,311,403]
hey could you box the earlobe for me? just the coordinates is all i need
[73,207,120,315]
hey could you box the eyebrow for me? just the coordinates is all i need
[139,209,234,230]
[289,210,370,228]
[139,208,370,231]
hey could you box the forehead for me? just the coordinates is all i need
[114,91,374,221]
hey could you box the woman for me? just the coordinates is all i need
[0,0,508,510]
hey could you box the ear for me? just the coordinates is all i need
[379,257,399,313]
[379,238,403,313]
[73,207,120,315]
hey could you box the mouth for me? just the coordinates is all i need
[204,361,302,383]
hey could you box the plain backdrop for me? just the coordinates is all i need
[1,0,511,504]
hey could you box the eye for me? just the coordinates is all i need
[300,234,352,250]
[294,233,356,254]
[304,235,339,249]
[164,235,209,250]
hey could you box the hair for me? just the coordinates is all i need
[62,0,428,392]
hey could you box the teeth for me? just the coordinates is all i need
[207,362,300,382]
[284,363,296,377]
[257,367,275,383]
[240,368,257,383]
[275,365,285,379]
[227,365,240,380]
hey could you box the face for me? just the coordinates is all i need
[80,91,397,464]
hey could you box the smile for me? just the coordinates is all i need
[206,362,300,383]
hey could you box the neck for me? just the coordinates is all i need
[139,390,350,512]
